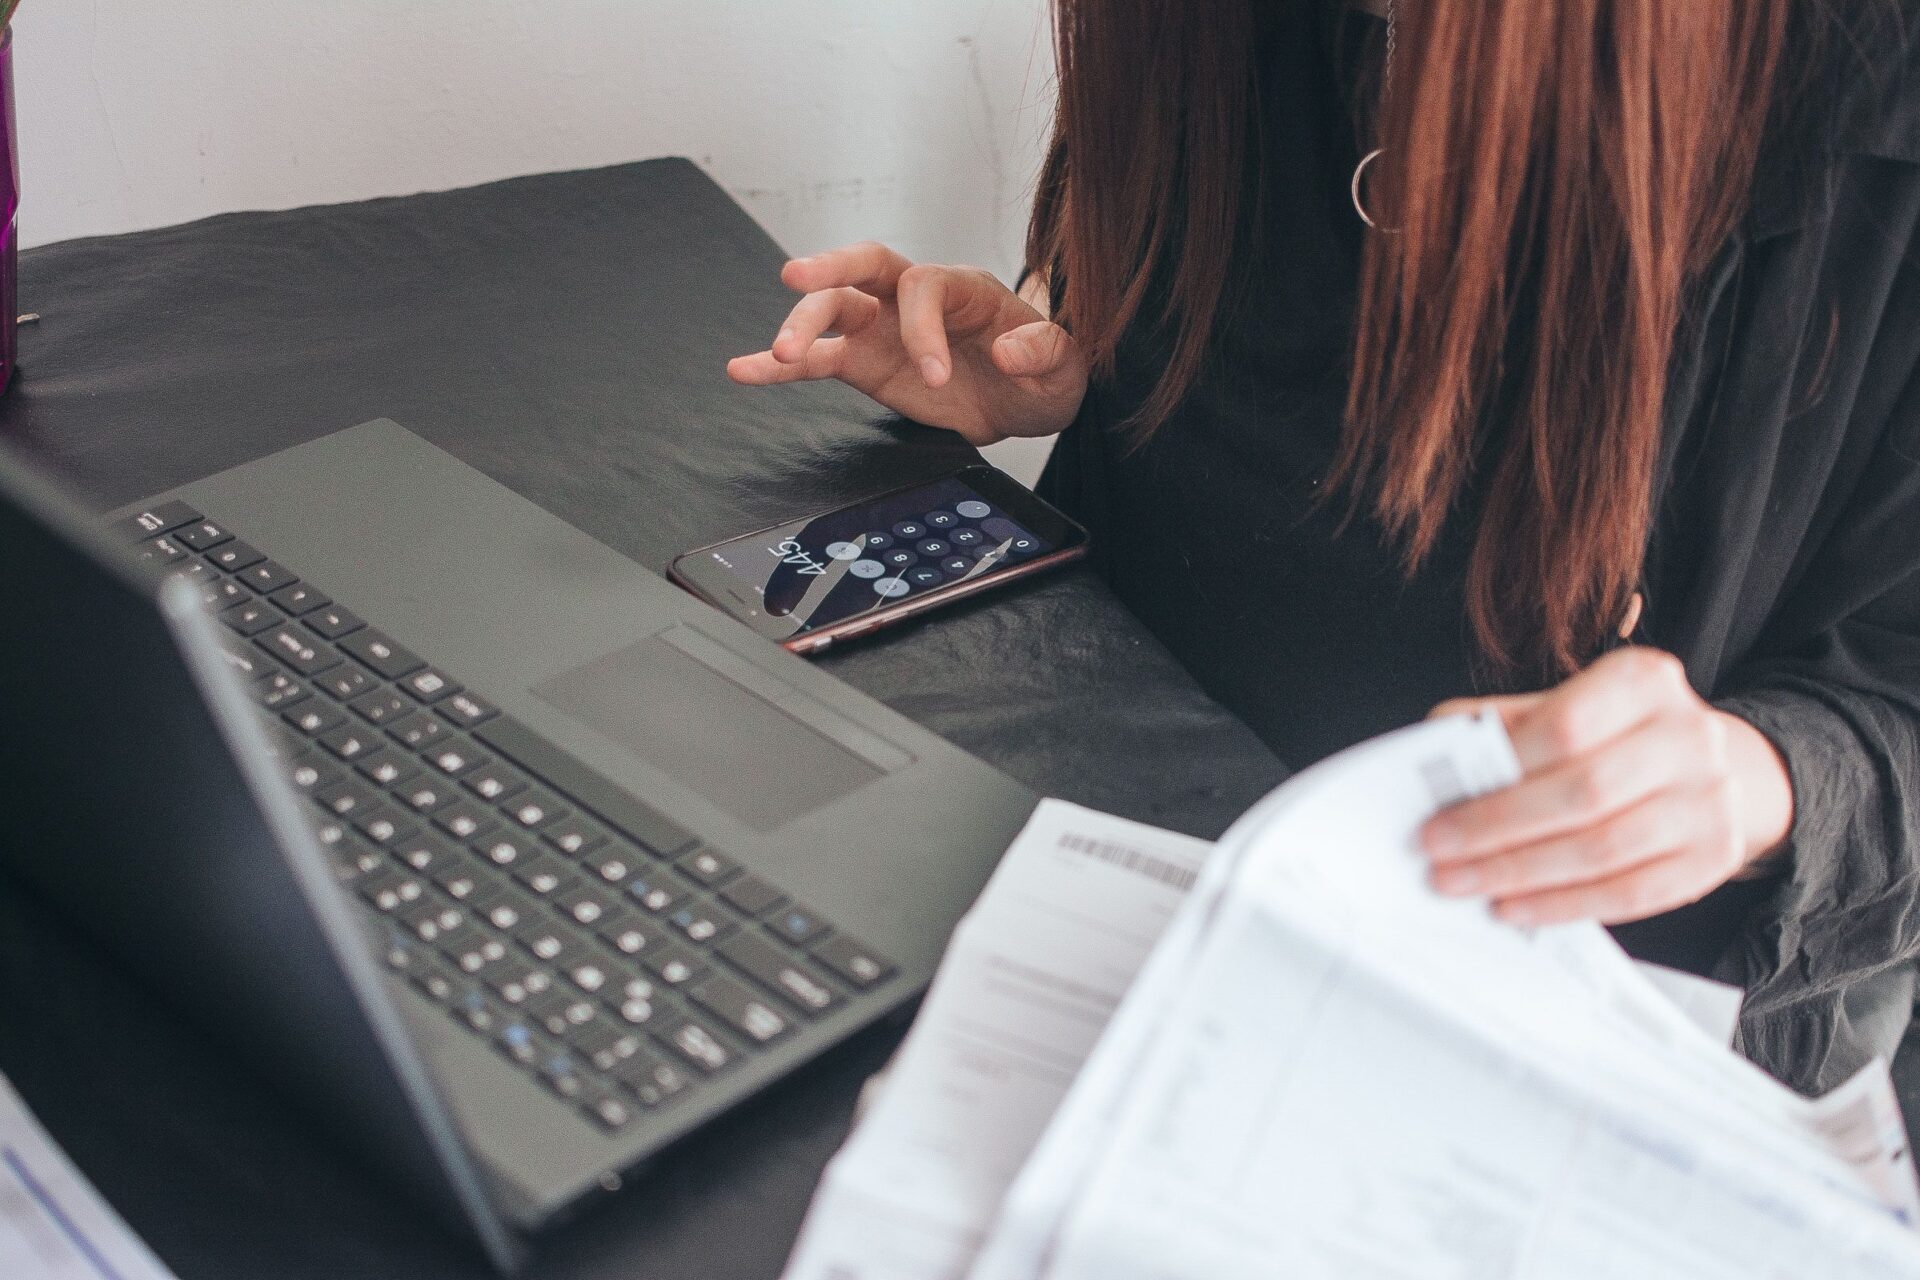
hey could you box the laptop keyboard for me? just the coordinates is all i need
[115,500,897,1135]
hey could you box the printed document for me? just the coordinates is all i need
[784,713,1920,1280]
[0,1072,178,1280]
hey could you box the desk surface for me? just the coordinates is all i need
[0,159,1289,1279]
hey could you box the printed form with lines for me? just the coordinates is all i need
[781,715,1920,1280]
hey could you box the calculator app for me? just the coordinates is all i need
[700,476,1053,639]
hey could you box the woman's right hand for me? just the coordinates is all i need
[726,242,1089,447]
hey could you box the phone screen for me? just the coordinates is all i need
[674,468,1086,643]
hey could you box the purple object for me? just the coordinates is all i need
[0,26,18,391]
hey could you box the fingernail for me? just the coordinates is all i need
[920,356,946,384]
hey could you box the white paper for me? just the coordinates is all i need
[0,1073,178,1280]
[780,801,1212,1280]
[788,713,1920,1280]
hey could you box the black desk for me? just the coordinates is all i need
[0,160,1288,1278]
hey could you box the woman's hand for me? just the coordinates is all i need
[726,242,1089,447]
[1420,648,1795,926]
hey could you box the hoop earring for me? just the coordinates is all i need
[1351,148,1398,233]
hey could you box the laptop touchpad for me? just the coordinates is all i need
[531,633,884,832]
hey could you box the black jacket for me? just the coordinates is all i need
[1045,4,1920,1094]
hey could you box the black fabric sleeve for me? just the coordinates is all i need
[1712,415,1920,1094]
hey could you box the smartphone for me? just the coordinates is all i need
[669,466,1090,654]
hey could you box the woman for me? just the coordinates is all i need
[730,0,1920,1095]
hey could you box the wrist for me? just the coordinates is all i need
[1717,709,1794,869]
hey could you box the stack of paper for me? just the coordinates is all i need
[784,713,1920,1280]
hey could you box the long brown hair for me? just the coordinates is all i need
[1028,0,1799,675]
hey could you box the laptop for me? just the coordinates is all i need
[0,419,1038,1271]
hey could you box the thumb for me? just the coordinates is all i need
[1427,692,1547,733]
[991,321,1080,382]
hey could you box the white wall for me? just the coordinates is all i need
[17,0,1061,478]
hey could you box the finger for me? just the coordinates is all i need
[991,321,1081,383]
[1429,783,1717,899]
[1427,692,1545,726]
[896,265,960,387]
[1504,648,1695,772]
[772,288,882,364]
[1489,845,1724,927]
[781,242,914,298]
[1422,710,1726,863]
[726,338,847,386]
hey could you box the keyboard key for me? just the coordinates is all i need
[431,863,481,902]
[316,664,374,701]
[485,962,554,1007]
[439,923,508,974]
[304,606,365,641]
[474,716,696,855]
[578,1084,636,1133]
[675,847,739,887]
[639,942,703,987]
[353,806,416,848]
[555,886,616,928]
[402,668,461,703]
[427,744,486,777]
[135,535,188,568]
[313,779,378,818]
[283,702,345,737]
[113,500,200,540]
[471,887,539,933]
[391,834,459,876]
[387,713,448,751]
[437,691,499,729]
[541,815,606,858]
[258,626,340,676]
[286,753,339,793]
[471,832,532,866]
[340,628,424,678]
[350,690,412,725]
[357,869,420,914]
[657,1014,733,1074]
[254,672,308,711]
[454,989,503,1036]
[431,802,494,840]
[668,901,732,945]
[691,974,791,1044]
[493,1016,545,1066]
[173,518,234,551]
[319,725,378,762]
[175,559,220,585]
[604,976,660,1027]
[811,933,896,989]
[595,911,660,958]
[207,539,265,573]
[461,762,527,804]
[611,1050,689,1107]
[397,779,456,814]
[511,853,578,898]
[536,1049,589,1101]
[584,847,642,886]
[219,599,280,636]
[571,1020,645,1074]
[505,791,566,830]
[354,750,417,788]
[513,919,583,966]
[717,932,840,1015]
[204,578,251,611]
[563,957,610,994]
[768,904,830,947]
[269,583,331,616]
[239,559,299,593]
[718,873,787,918]
[525,988,599,1038]
[627,872,687,915]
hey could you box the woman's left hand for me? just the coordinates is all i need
[1421,648,1795,926]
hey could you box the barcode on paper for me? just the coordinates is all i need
[1056,832,1197,891]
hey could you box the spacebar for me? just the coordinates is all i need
[472,716,699,857]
